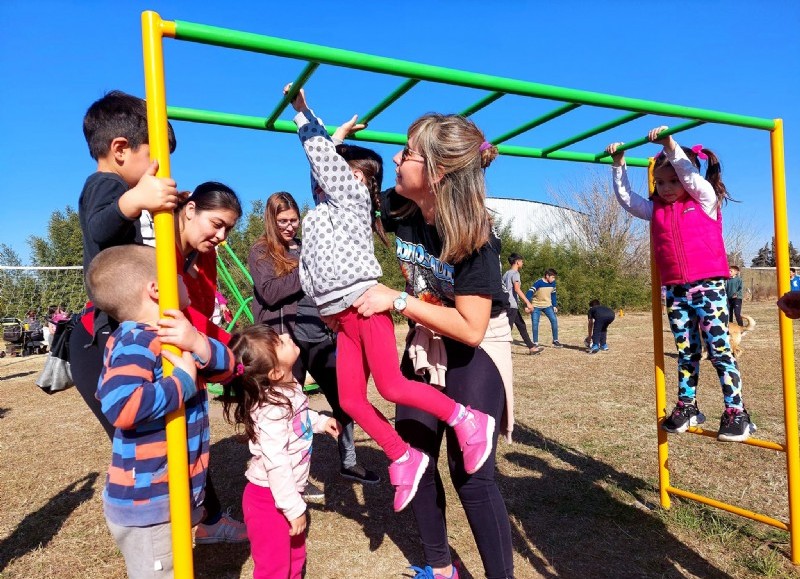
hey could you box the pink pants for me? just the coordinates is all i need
[243,482,305,579]
[334,308,457,461]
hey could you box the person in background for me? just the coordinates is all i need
[586,299,615,354]
[726,265,744,326]
[527,268,562,348]
[502,253,542,354]
[790,267,800,292]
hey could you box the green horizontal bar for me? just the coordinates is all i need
[492,103,581,145]
[498,144,651,167]
[541,112,645,155]
[168,105,651,167]
[459,92,504,117]
[172,19,775,131]
[265,62,319,129]
[359,79,419,125]
[168,106,408,145]
[594,120,705,160]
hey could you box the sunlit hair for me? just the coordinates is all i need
[86,245,157,322]
[253,192,301,277]
[83,90,176,161]
[407,113,499,264]
[177,181,242,219]
[652,146,730,205]
[336,144,388,247]
[220,325,294,444]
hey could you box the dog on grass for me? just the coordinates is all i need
[729,315,755,358]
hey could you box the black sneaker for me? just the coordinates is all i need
[302,481,325,502]
[662,401,706,433]
[717,408,752,442]
[552,341,564,348]
[340,464,381,485]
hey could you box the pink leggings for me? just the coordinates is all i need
[334,308,457,461]
[243,483,305,579]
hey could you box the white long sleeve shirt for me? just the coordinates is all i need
[611,145,719,221]
[245,383,329,521]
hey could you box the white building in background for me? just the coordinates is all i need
[486,197,583,244]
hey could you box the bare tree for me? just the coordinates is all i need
[548,169,649,274]
[723,214,760,267]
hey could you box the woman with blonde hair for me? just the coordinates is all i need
[354,114,514,579]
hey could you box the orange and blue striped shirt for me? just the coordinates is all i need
[97,321,233,526]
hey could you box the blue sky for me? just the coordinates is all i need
[1,0,798,263]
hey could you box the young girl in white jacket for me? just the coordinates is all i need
[222,325,341,579]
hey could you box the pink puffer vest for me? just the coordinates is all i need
[651,195,729,285]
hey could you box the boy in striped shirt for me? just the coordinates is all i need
[87,245,233,578]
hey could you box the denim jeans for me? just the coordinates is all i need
[531,306,558,343]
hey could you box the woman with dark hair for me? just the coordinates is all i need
[247,191,379,494]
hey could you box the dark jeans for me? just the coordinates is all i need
[292,335,358,469]
[506,307,534,349]
[396,340,514,579]
[727,298,743,326]
[591,312,615,347]
[70,320,223,520]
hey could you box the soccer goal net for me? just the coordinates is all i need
[0,266,86,321]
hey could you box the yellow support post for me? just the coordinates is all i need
[649,156,671,509]
[141,11,194,578]
[770,119,800,564]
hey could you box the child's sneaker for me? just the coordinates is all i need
[552,340,564,348]
[409,564,459,578]
[662,401,706,433]
[717,407,753,442]
[194,509,248,544]
[453,407,495,475]
[600,344,609,352]
[389,447,429,512]
[528,345,544,355]
[302,481,325,502]
[589,345,599,354]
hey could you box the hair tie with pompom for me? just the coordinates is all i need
[479,141,492,152]
[235,362,245,376]
[691,144,708,161]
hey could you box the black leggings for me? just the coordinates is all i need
[506,307,534,348]
[70,320,222,519]
[396,340,514,579]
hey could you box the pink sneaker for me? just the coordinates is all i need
[388,447,430,512]
[453,407,495,475]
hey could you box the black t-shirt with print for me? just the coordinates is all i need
[381,188,508,317]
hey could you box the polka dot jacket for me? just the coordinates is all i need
[293,110,382,311]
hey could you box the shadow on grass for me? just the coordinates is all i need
[501,423,732,578]
[202,431,425,577]
[0,472,99,573]
[195,436,253,578]
[306,435,425,565]
[0,370,36,381]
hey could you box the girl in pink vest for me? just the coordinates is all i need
[606,126,752,442]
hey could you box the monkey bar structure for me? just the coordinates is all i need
[140,11,797,577]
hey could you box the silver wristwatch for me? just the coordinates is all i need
[393,291,409,312]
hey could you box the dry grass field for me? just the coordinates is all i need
[1,301,799,578]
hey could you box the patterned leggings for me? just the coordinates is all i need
[665,279,743,409]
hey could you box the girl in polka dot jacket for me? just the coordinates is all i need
[283,85,495,513]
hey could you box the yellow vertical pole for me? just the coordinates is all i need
[141,11,194,578]
[648,157,670,508]
[770,119,800,564]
